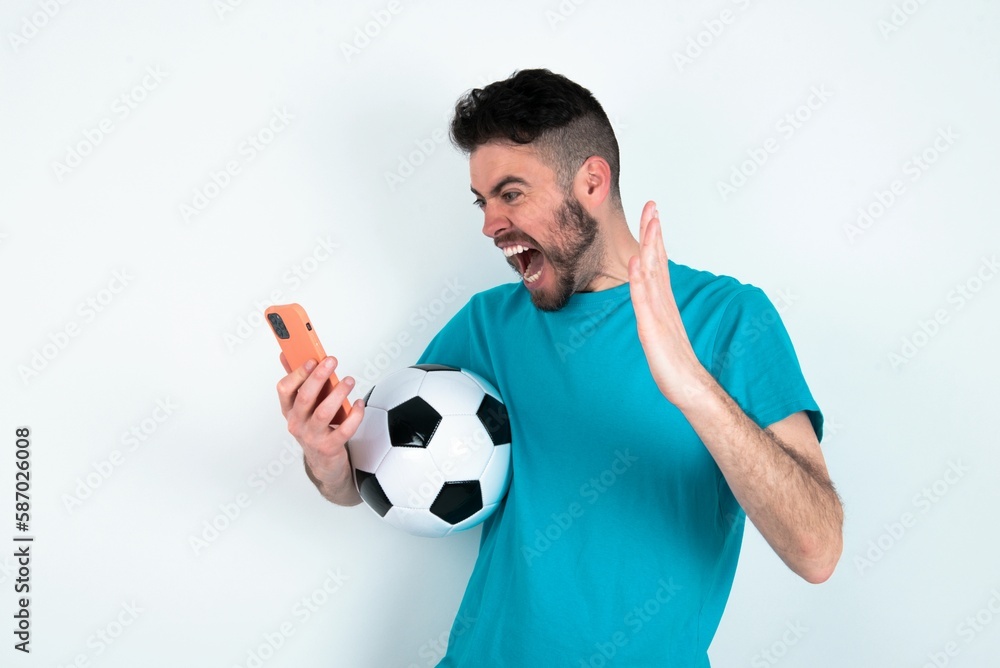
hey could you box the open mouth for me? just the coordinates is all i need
[502,244,545,284]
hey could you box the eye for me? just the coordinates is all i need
[472,198,485,209]
[501,191,522,204]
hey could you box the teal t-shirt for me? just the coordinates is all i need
[415,260,823,667]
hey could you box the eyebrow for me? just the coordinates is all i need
[470,176,530,199]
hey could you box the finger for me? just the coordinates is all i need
[330,399,367,443]
[279,352,291,374]
[308,398,366,460]
[650,217,682,317]
[276,358,318,417]
[653,211,669,268]
[628,255,647,304]
[639,216,668,313]
[653,216,674,297]
[638,200,657,247]
[640,213,662,275]
[290,357,340,421]
[629,255,660,348]
[310,374,356,429]
[645,214,664,270]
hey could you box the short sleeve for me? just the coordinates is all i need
[415,299,475,370]
[710,288,824,442]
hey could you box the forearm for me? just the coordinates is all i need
[677,367,843,583]
[304,456,363,506]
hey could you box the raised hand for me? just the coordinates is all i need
[627,200,710,409]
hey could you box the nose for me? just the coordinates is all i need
[481,201,510,240]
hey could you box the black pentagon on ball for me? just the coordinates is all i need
[430,480,483,524]
[362,385,374,405]
[355,469,392,517]
[411,363,460,372]
[387,396,441,448]
[476,394,511,445]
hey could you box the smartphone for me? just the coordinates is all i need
[265,303,352,425]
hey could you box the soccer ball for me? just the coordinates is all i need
[347,364,512,538]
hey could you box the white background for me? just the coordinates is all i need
[2,1,998,666]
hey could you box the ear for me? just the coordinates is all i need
[572,155,612,211]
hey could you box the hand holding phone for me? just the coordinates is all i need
[266,303,352,424]
[268,303,364,506]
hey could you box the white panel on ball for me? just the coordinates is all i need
[460,368,502,403]
[346,406,391,473]
[426,414,495,480]
[367,366,428,410]
[417,370,485,415]
[478,443,512,504]
[386,506,453,539]
[377,446,445,509]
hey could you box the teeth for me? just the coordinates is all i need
[523,266,542,283]
[502,244,529,258]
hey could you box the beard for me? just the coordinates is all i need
[511,194,605,312]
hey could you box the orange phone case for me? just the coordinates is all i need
[265,303,352,425]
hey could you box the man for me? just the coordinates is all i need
[276,69,843,666]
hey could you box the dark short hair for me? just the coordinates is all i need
[450,68,622,205]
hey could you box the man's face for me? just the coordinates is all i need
[469,142,604,312]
